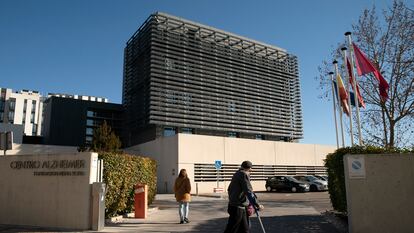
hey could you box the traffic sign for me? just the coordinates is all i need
[214,160,222,170]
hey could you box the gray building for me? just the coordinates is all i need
[123,12,303,146]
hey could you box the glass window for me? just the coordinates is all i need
[32,124,37,135]
[228,101,236,112]
[181,128,193,134]
[0,98,4,111]
[86,119,94,126]
[255,134,263,140]
[9,98,16,111]
[0,112,3,122]
[163,127,176,137]
[30,112,35,123]
[227,132,238,138]
[86,127,93,135]
[23,100,27,112]
[85,136,93,143]
[87,110,95,117]
[31,101,36,112]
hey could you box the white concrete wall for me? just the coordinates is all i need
[125,135,179,194]
[0,152,99,230]
[179,134,335,193]
[126,134,336,194]
[345,154,414,233]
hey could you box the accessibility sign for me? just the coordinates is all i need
[214,160,222,170]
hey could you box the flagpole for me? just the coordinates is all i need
[345,32,363,146]
[341,47,354,146]
[333,60,345,147]
[329,71,340,149]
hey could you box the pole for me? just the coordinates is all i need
[345,32,363,146]
[329,72,340,149]
[333,60,346,147]
[341,47,354,146]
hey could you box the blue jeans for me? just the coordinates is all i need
[179,201,189,220]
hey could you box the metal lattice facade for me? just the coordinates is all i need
[123,12,303,146]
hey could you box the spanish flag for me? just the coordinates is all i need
[336,73,350,116]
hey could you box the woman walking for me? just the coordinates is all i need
[173,169,191,224]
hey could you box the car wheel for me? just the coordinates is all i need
[266,186,272,192]
[291,187,297,192]
[310,185,317,192]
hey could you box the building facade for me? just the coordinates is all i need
[0,88,44,136]
[42,96,123,147]
[123,12,303,147]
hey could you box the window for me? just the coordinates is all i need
[0,98,4,111]
[86,127,93,135]
[31,101,36,112]
[8,111,14,123]
[255,134,263,140]
[228,101,236,113]
[32,124,37,135]
[23,100,27,112]
[181,128,193,134]
[87,119,94,126]
[87,110,95,117]
[85,136,93,143]
[0,112,3,122]
[163,127,176,137]
[227,132,238,138]
[9,98,16,111]
[30,112,35,123]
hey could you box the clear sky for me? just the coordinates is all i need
[0,0,404,146]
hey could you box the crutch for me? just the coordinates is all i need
[253,205,266,233]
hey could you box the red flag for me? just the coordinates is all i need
[352,42,389,101]
[346,58,366,108]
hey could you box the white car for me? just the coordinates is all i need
[294,175,328,191]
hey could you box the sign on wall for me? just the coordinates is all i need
[347,156,366,179]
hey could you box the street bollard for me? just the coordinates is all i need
[134,184,148,218]
[91,182,106,231]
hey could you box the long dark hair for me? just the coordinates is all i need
[178,169,187,178]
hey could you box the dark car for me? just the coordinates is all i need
[265,176,310,193]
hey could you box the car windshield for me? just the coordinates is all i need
[307,176,318,181]
[285,176,299,182]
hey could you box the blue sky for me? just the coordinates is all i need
[0,0,402,145]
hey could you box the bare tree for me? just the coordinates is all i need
[317,0,414,148]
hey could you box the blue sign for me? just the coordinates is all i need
[214,160,222,170]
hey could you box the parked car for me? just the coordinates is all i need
[294,175,328,191]
[313,175,328,182]
[265,176,310,193]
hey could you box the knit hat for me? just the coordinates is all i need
[241,161,253,169]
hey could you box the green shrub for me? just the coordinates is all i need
[99,152,157,218]
[325,145,413,214]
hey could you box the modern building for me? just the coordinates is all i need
[42,95,123,147]
[0,88,44,136]
[122,12,303,147]
[123,13,333,194]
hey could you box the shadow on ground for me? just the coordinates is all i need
[194,215,341,233]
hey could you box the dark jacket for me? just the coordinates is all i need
[227,169,258,207]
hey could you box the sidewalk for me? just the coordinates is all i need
[100,194,343,233]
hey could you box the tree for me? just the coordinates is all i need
[90,121,122,153]
[317,1,414,148]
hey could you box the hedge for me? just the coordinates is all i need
[99,152,157,217]
[325,146,413,214]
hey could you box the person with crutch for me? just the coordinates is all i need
[224,161,264,233]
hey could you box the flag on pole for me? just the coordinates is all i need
[346,58,366,108]
[352,42,389,101]
[335,74,350,116]
[334,82,360,107]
